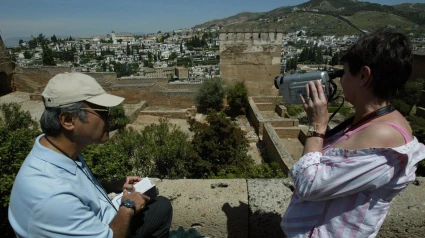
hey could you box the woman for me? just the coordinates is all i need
[281,29,425,238]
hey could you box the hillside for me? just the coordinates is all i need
[193,12,262,29]
[194,0,425,36]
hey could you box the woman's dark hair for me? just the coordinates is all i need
[340,28,412,100]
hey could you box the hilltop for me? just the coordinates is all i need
[194,0,425,36]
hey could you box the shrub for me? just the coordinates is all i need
[0,103,40,237]
[392,77,425,116]
[189,112,251,178]
[194,78,226,112]
[109,104,130,131]
[284,104,304,117]
[136,118,196,179]
[226,81,249,115]
[188,112,284,179]
[83,119,196,180]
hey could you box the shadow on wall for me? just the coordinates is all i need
[222,202,286,238]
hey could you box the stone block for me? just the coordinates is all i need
[247,179,293,238]
[153,179,249,238]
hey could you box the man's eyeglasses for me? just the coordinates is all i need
[80,108,109,119]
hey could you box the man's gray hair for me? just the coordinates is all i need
[40,102,88,136]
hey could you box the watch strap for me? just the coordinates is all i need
[307,131,325,138]
[120,199,136,214]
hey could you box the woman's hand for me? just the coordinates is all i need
[300,80,329,134]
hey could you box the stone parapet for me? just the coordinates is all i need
[263,123,295,175]
[147,177,425,238]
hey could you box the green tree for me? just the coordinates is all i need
[147,52,153,62]
[0,103,40,236]
[37,33,46,44]
[109,104,130,131]
[24,51,32,59]
[126,44,131,56]
[28,39,37,49]
[41,43,56,66]
[392,77,425,116]
[136,119,196,179]
[188,112,251,178]
[169,52,178,61]
[226,81,249,115]
[18,39,24,45]
[330,52,340,66]
[194,78,226,112]
[51,35,58,43]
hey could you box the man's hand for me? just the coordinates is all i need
[122,176,150,213]
[123,176,142,191]
[122,188,150,213]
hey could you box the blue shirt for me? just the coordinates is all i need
[8,134,117,237]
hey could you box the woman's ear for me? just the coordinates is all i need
[360,66,372,87]
[59,112,75,131]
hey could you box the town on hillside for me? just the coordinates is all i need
[6,26,425,82]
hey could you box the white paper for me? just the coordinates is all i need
[111,177,155,210]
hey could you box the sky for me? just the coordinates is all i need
[0,0,422,41]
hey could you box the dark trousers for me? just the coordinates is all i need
[129,196,173,238]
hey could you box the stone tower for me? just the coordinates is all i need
[219,28,283,96]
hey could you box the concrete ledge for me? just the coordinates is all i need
[147,177,425,238]
[153,179,249,238]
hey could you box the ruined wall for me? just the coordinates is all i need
[219,29,283,96]
[85,72,118,85]
[411,53,425,81]
[0,36,15,95]
[109,85,199,109]
[13,66,71,93]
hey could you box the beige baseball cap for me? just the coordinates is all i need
[42,72,124,107]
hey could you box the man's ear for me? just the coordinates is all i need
[360,66,372,87]
[59,112,75,131]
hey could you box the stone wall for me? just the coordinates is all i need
[109,85,198,109]
[0,36,15,94]
[219,29,282,96]
[262,123,295,175]
[85,72,118,85]
[411,53,425,81]
[13,66,71,92]
[150,177,425,238]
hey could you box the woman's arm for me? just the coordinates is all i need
[291,150,404,201]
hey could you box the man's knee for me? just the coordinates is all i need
[151,196,172,218]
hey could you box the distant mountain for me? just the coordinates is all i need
[193,12,263,29]
[194,0,425,36]
[3,37,31,47]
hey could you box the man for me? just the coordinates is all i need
[8,72,172,237]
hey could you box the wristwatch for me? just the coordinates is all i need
[307,124,325,138]
[120,199,136,214]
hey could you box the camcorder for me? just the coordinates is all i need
[274,70,344,104]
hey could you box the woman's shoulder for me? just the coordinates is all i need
[335,116,412,150]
